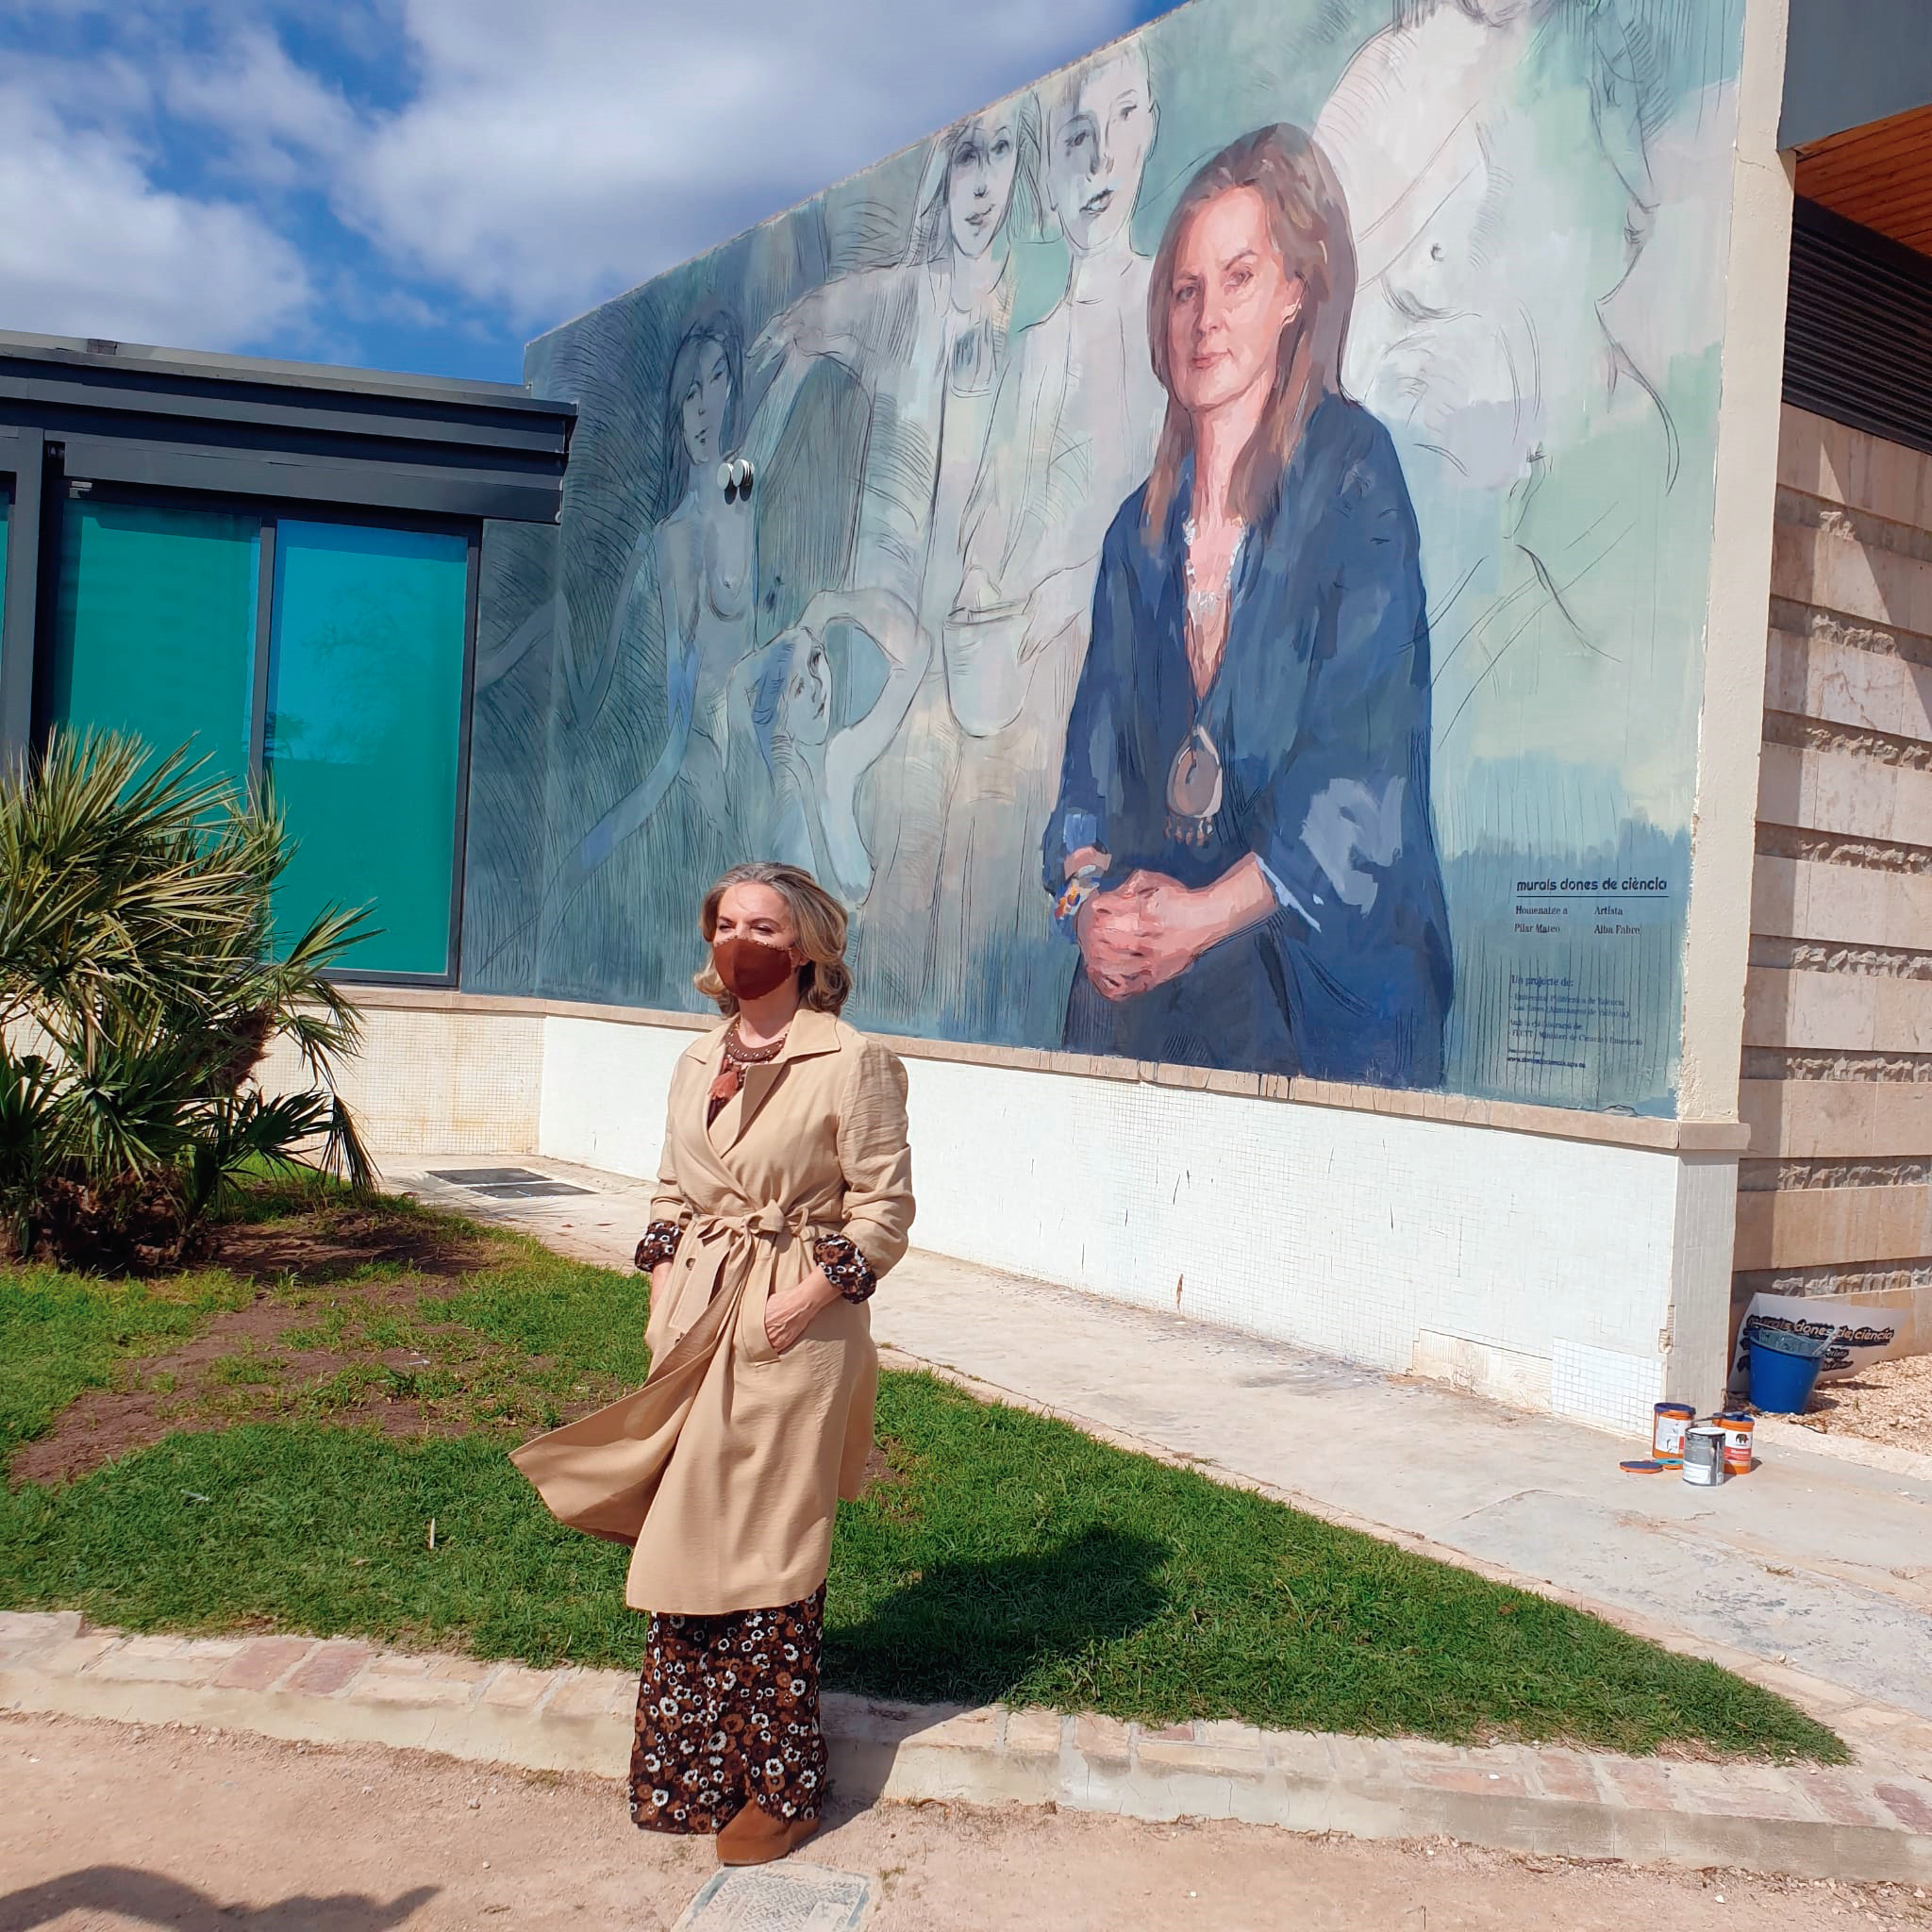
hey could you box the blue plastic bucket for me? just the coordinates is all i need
[1745,1324,1829,1415]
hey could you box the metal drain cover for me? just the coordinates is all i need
[427,1167,592,1199]
[673,1861,873,1932]
[466,1180,592,1198]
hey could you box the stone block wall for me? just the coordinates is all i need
[1738,406,1932,1351]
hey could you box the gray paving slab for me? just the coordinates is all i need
[868,1249,1932,1724]
[673,1864,873,1931]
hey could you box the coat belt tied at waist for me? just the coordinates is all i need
[508,1202,834,1548]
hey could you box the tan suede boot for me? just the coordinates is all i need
[716,1802,821,1867]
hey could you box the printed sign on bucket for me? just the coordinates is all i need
[1725,1293,1905,1397]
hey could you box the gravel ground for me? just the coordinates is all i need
[1796,1355,1932,1457]
[4,1712,1931,1932]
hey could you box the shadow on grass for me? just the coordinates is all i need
[0,1867,436,1931]
[824,1524,1170,1707]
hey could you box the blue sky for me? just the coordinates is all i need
[0,1,1173,384]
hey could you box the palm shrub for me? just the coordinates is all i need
[0,728,375,1273]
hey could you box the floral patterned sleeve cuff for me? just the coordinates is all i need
[812,1233,877,1304]
[635,1220,683,1271]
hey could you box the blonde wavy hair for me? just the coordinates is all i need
[692,861,853,1017]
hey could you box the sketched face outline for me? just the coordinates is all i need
[1164,185,1303,421]
[1047,47,1156,256]
[947,111,1021,259]
[779,628,832,747]
[679,340,732,470]
[1319,8,1650,491]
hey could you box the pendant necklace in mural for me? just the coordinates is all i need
[1169,516,1243,845]
[1166,723,1224,847]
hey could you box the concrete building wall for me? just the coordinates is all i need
[226,991,1734,1431]
[1737,407,1932,1353]
[468,0,1753,1123]
[536,1005,1737,1434]
[249,963,1758,1427]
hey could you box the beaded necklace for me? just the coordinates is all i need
[708,1020,788,1124]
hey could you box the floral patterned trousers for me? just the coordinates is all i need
[627,1585,828,1835]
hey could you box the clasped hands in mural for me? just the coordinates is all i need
[1074,864,1216,1001]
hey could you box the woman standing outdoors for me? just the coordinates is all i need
[1044,124,1453,1087]
[512,860,914,1866]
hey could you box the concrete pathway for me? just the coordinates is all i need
[386,1155,1932,1766]
[5,1611,1929,1883]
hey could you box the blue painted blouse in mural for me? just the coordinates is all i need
[1044,392,1453,1087]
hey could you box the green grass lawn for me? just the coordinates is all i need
[0,1189,1844,1763]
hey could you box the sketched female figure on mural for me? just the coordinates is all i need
[725,588,927,905]
[741,102,1037,643]
[1313,0,1677,728]
[727,104,1040,928]
[560,312,758,898]
[912,37,1167,1041]
[703,106,1042,927]
[1046,125,1453,1086]
[943,39,1164,738]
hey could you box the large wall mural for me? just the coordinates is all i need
[467,0,1746,1114]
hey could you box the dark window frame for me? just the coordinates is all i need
[0,427,45,756]
[36,473,481,990]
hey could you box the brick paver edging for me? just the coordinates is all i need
[3,1610,1926,1884]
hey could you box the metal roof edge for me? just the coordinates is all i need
[0,329,575,419]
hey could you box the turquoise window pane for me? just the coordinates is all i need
[268,521,470,976]
[48,500,260,791]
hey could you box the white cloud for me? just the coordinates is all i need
[0,0,1148,356]
[0,81,311,349]
[159,25,359,190]
[341,0,1146,325]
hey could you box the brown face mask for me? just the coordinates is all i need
[711,936,797,1002]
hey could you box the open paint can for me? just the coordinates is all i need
[1651,1401,1695,1465]
[1681,1423,1727,1487]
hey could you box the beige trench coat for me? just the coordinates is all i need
[510,1008,914,1615]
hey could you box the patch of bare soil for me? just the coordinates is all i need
[209,1211,492,1285]
[10,1208,531,1490]
[8,1294,461,1488]
[858,1437,921,1522]
[1789,1352,1932,1457]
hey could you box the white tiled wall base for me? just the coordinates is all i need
[537,1016,1740,1431]
[254,1006,542,1157]
[1550,1341,1666,1437]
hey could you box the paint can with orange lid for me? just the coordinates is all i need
[1715,1410,1755,1475]
[1651,1402,1695,1466]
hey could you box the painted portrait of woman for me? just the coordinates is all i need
[1043,124,1453,1086]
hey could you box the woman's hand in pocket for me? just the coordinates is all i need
[763,1269,841,1356]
